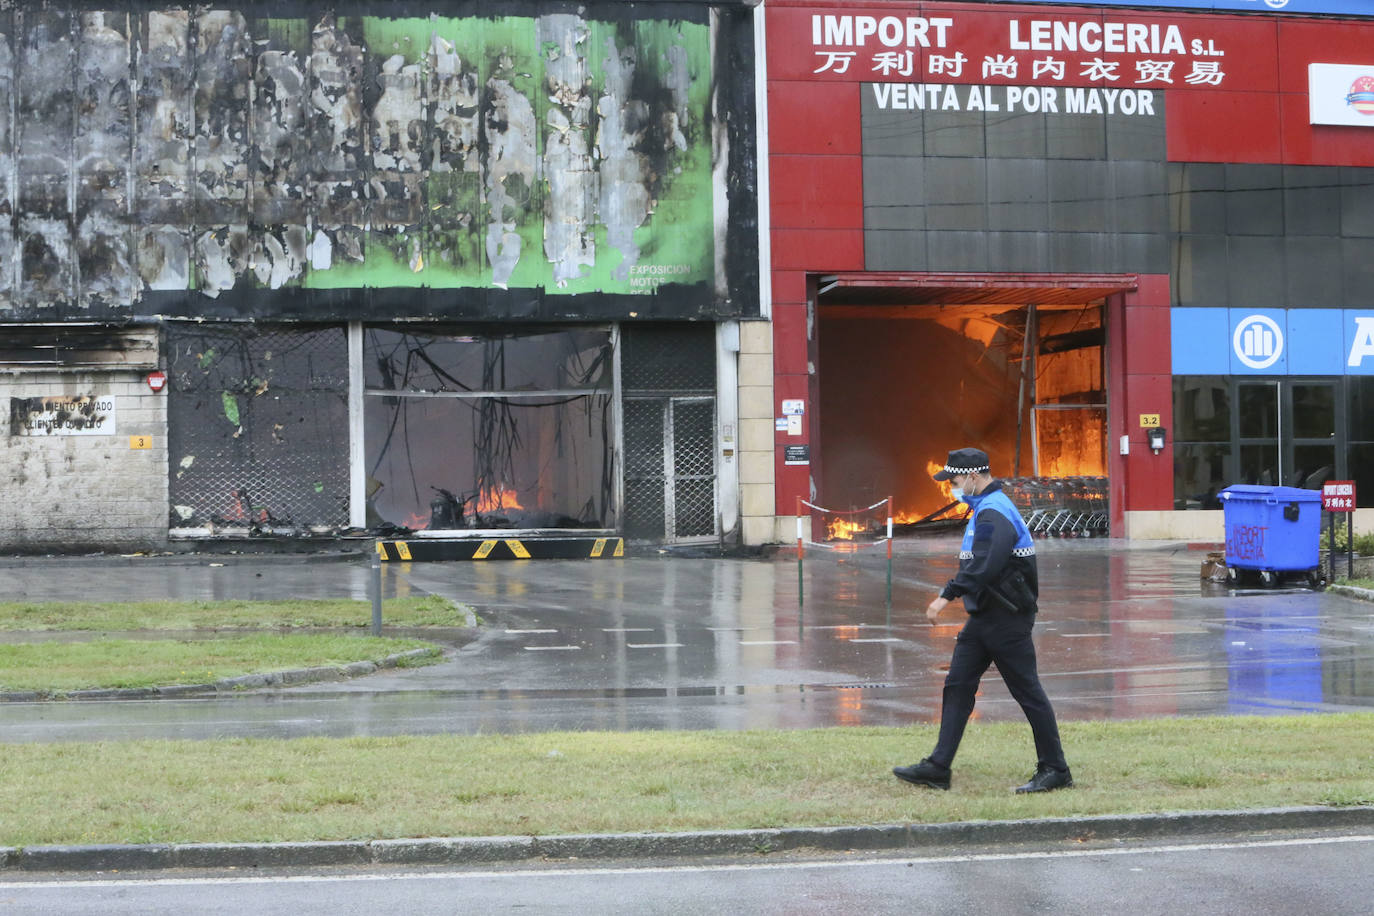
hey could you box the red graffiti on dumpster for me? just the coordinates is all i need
[1227,524,1267,561]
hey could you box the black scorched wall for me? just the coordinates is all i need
[0,1,758,323]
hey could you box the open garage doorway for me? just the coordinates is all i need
[813,273,1135,538]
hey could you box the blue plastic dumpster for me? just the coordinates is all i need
[1218,485,1323,587]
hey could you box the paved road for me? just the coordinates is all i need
[2,538,1371,742]
[1,828,1369,914]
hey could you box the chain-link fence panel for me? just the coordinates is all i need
[623,398,667,540]
[673,399,716,537]
[621,323,716,394]
[166,324,350,531]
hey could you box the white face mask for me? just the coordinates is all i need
[950,487,965,503]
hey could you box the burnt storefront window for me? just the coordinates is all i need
[365,327,614,531]
[1348,379,1374,505]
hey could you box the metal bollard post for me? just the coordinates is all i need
[1349,512,1355,581]
[370,542,383,636]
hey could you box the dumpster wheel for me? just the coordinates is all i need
[1258,570,1278,588]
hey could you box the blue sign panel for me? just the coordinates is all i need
[967,0,1374,16]
[1171,308,1230,374]
[1171,308,1374,375]
[1285,309,1343,375]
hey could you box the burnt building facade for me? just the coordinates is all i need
[0,2,763,551]
[763,0,1374,541]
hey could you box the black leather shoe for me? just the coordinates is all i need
[1015,764,1073,794]
[893,758,951,791]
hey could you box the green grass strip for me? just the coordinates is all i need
[0,596,474,631]
[1,715,1372,847]
[0,635,437,692]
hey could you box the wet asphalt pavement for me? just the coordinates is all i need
[3,536,1372,743]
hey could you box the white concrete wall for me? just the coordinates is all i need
[1124,508,1374,542]
[0,371,168,551]
[1124,510,1225,541]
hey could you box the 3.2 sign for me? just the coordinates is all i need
[1322,480,1356,512]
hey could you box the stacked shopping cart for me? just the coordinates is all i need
[1002,476,1109,537]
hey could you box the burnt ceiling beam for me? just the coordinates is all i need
[1039,327,1106,354]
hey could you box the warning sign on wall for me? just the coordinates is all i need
[9,395,116,436]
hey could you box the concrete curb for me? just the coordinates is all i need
[1328,584,1374,602]
[0,647,441,703]
[3,805,1372,872]
[0,550,368,568]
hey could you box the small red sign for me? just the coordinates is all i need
[1323,480,1356,512]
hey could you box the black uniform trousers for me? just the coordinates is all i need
[929,604,1067,771]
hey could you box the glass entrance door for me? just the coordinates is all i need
[1287,381,1338,490]
[1235,379,1338,490]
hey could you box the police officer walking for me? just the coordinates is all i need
[893,447,1073,794]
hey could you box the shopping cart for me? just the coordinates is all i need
[1003,477,1109,538]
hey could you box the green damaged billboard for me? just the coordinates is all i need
[0,6,754,317]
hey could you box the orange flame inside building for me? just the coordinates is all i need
[402,487,525,531]
[224,489,268,524]
[892,461,960,525]
[826,517,864,541]
[823,462,965,541]
[473,487,523,515]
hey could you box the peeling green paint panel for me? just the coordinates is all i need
[301,13,712,295]
[261,18,309,51]
[360,17,435,65]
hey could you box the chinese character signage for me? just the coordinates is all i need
[1323,481,1356,512]
[794,9,1244,88]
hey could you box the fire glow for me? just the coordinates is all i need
[825,464,962,541]
[225,489,267,524]
[406,487,525,531]
[888,461,964,526]
[827,517,865,541]
[473,487,523,515]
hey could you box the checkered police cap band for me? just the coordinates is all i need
[942,463,989,475]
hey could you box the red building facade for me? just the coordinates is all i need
[765,0,1374,539]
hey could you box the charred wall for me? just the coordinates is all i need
[0,1,758,324]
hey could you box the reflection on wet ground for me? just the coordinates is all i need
[1,538,1372,742]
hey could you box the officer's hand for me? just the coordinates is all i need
[926,596,949,623]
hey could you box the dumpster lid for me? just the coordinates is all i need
[1219,485,1321,501]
